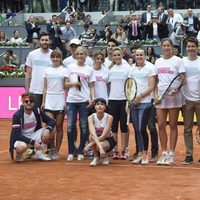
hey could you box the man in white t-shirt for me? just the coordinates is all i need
[25,32,52,108]
[62,38,93,68]
[182,37,200,165]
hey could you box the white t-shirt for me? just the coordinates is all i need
[128,61,156,103]
[44,66,67,95]
[22,112,37,137]
[26,48,53,94]
[109,63,130,100]
[182,57,200,101]
[10,37,23,44]
[93,112,108,136]
[155,55,185,90]
[91,67,109,103]
[63,55,93,68]
[104,57,129,68]
[65,64,93,102]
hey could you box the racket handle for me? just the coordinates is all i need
[78,76,81,91]
[126,111,130,125]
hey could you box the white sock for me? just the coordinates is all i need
[40,143,47,150]
[169,151,174,156]
[162,151,168,155]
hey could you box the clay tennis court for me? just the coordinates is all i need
[0,119,199,200]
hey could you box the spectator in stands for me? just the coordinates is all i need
[62,6,76,22]
[87,45,94,59]
[25,15,41,48]
[146,14,161,41]
[173,46,182,58]
[184,8,200,38]
[170,20,189,47]
[10,30,23,45]
[6,8,16,19]
[12,0,24,13]
[128,12,142,41]
[76,7,85,23]
[79,23,94,47]
[167,8,183,36]
[146,46,159,64]
[111,26,126,43]
[46,15,67,59]
[3,49,19,68]
[86,14,93,26]
[129,44,141,64]
[0,31,8,43]
[157,6,169,40]
[60,21,76,52]
[90,27,100,44]
[100,25,112,41]
[140,4,153,40]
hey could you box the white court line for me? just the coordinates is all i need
[0,150,8,154]
[0,159,199,171]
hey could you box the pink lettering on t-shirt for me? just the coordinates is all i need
[158,67,174,74]
[23,121,37,129]
[96,76,106,82]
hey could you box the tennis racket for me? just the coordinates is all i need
[124,78,137,125]
[196,127,200,145]
[157,74,184,103]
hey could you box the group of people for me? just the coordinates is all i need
[9,30,199,167]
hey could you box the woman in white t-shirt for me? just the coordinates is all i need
[42,50,67,160]
[127,48,156,165]
[108,47,130,159]
[154,38,185,166]
[65,46,95,161]
[91,51,109,103]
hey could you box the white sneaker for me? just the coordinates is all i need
[141,155,149,165]
[16,153,23,162]
[132,156,142,164]
[90,157,101,166]
[102,155,109,165]
[77,154,84,161]
[157,154,167,165]
[34,151,51,161]
[50,149,60,160]
[67,154,74,161]
[164,154,175,165]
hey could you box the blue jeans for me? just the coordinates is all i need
[131,103,151,152]
[148,102,158,156]
[67,102,89,155]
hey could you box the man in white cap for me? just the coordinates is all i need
[62,38,93,67]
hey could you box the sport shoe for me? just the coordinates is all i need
[113,151,120,160]
[164,154,175,165]
[124,147,130,158]
[50,149,60,160]
[102,154,109,165]
[149,155,158,163]
[141,154,149,165]
[129,152,138,161]
[67,154,74,161]
[132,156,142,164]
[77,154,84,161]
[157,153,167,165]
[34,151,51,161]
[16,153,23,162]
[25,148,35,159]
[45,149,51,158]
[87,149,94,159]
[120,150,126,160]
[182,155,193,165]
[90,157,101,166]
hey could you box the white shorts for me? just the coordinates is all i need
[14,128,44,148]
[45,93,65,111]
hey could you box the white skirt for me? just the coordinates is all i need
[45,93,65,111]
[156,90,184,109]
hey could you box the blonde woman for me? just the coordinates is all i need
[65,46,95,161]
[108,47,130,159]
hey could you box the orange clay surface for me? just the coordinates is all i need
[0,119,200,200]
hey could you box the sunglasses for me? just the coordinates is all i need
[24,99,33,103]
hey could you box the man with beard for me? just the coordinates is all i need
[25,32,53,158]
[9,92,55,162]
